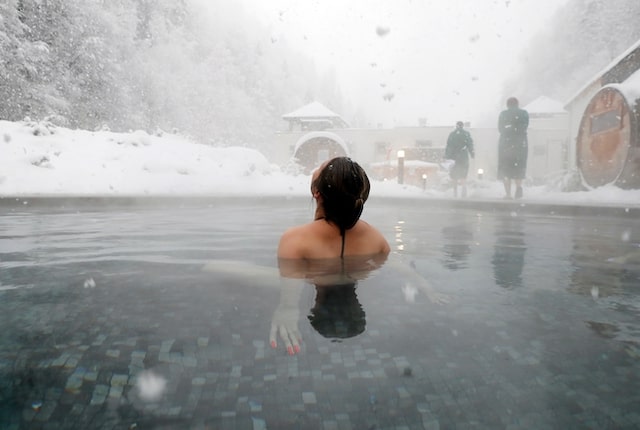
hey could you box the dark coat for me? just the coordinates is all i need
[445,127,474,180]
[497,106,529,179]
[498,107,529,145]
[445,127,474,163]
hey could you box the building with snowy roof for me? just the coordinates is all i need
[272,40,640,191]
[281,101,349,131]
[273,99,572,185]
[565,38,640,189]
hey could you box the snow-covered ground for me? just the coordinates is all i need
[1,119,639,207]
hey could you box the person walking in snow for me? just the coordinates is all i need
[497,97,529,199]
[445,121,475,198]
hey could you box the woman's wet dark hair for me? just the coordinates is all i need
[312,157,370,240]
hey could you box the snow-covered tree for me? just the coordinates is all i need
[0,0,335,151]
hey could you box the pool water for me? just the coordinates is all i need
[0,197,639,429]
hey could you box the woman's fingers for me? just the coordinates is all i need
[278,324,302,355]
[291,329,301,354]
[269,323,278,349]
[279,325,294,355]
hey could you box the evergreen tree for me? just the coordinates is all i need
[0,0,337,151]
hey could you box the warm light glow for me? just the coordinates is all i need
[422,173,427,179]
[477,168,484,175]
[397,150,405,158]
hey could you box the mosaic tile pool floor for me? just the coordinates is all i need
[1,200,639,429]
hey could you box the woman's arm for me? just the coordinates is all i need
[202,258,305,355]
[269,276,304,355]
[202,259,280,288]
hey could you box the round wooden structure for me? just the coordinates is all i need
[292,132,349,173]
[576,86,640,189]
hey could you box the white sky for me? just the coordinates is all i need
[237,0,570,127]
[2,120,639,207]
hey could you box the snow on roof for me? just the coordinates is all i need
[282,101,342,119]
[602,38,640,79]
[605,68,640,106]
[524,96,567,114]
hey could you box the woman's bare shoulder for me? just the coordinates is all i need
[355,220,391,254]
[280,221,318,238]
[277,222,316,258]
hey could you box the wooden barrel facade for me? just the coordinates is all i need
[576,86,640,189]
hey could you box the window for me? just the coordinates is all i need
[590,110,621,134]
[416,140,433,148]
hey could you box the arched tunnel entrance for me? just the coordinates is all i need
[292,132,350,173]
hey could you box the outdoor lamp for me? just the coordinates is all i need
[477,168,484,180]
[422,173,427,190]
[397,150,405,185]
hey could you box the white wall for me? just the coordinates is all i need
[270,120,570,182]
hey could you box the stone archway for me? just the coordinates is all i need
[293,132,349,173]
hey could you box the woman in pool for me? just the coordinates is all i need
[205,157,447,355]
[272,157,390,354]
[271,157,449,355]
[277,156,390,260]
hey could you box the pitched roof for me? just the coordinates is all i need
[282,101,342,119]
[524,96,567,114]
[605,68,640,105]
[565,38,640,107]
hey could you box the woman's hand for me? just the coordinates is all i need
[270,277,304,355]
[269,303,302,355]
